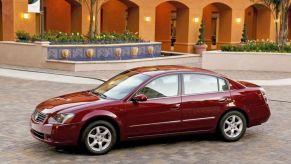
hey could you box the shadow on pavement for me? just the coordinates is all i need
[53,133,220,155]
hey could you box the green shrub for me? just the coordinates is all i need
[30,31,142,44]
[196,20,206,45]
[241,24,248,43]
[16,31,31,41]
[31,32,85,44]
[220,41,289,53]
[91,31,142,44]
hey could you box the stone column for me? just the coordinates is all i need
[230,9,245,45]
[1,0,14,41]
[184,7,203,53]
[138,6,156,42]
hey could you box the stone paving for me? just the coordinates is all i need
[1,69,291,163]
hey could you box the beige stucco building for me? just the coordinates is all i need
[0,0,283,53]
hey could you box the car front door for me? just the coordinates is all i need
[124,74,182,137]
[180,73,231,131]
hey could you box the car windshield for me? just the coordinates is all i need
[92,70,150,100]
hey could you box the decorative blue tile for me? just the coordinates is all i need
[47,43,162,61]
[48,48,59,60]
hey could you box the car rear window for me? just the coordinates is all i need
[183,74,228,95]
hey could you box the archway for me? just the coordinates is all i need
[155,1,189,52]
[245,4,271,41]
[43,0,82,33]
[0,1,3,40]
[203,3,232,49]
[101,0,139,33]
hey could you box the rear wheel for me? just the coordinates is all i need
[81,120,117,155]
[219,111,247,141]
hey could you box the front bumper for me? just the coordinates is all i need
[30,118,83,146]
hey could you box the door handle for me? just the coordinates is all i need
[170,104,181,110]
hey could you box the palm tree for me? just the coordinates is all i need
[78,0,108,40]
[278,0,290,46]
[252,0,291,46]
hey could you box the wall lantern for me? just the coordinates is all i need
[236,18,241,23]
[193,17,199,23]
[23,13,30,19]
[145,16,151,22]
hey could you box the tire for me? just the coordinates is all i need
[81,120,117,155]
[218,111,247,142]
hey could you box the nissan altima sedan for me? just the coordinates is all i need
[30,65,270,155]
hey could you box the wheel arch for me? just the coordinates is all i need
[217,107,250,129]
[78,115,122,144]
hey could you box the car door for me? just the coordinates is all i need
[180,73,231,131]
[124,74,182,137]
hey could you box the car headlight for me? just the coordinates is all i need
[48,113,75,124]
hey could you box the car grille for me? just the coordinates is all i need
[33,111,47,123]
[31,129,45,139]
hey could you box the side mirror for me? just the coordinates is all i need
[132,94,148,102]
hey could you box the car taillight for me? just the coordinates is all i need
[260,88,268,103]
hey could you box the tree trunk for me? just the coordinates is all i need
[89,6,94,40]
[275,11,279,44]
[94,0,99,35]
[94,0,106,35]
[88,0,95,40]
[278,0,289,47]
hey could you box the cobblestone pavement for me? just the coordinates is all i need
[1,71,291,164]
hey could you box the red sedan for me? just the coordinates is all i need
[31,65,270,155]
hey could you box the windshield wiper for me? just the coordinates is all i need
[90,90,107,99]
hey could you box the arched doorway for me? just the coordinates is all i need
[101,0,139,33]
[245,4,271,41]
[203,3,232,49]
[0,1,3,40]
[155,1,189,52]
[43,0,82,33]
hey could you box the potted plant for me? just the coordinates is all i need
[195,20,208,55]
[240,24,248,45]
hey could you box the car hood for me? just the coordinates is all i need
[36,91,109,114]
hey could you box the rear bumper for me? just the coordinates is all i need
[30,119,83,146]
[248,103,271,127]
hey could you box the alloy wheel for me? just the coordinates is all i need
[87,126,112,152]
[223,115,243,138]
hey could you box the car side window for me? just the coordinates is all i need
[137,75,179,99]
[183,74,228,95]
[218,78,229,91]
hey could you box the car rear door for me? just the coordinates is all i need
[180,73,231,131]
[124,74,182,137]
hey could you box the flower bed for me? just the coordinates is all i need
[221,41,291,53]
[15,31,160,61]
[17,31,145,45]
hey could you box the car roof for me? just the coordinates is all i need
[128,65,221,77]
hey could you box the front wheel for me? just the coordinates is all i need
[218,111,247,141]
[81,120,117,155]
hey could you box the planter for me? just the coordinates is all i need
[0,41,201,71]
[202,51,291,72]
[194,44,208,55]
